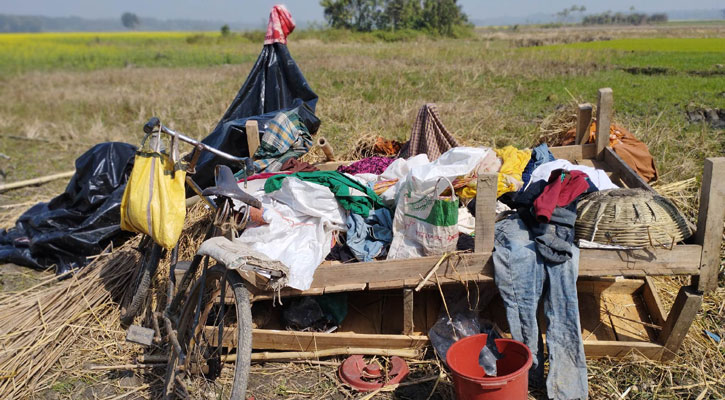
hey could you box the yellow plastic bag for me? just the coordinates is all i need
[121,134,186,249]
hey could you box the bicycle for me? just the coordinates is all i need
[121,117,273,399]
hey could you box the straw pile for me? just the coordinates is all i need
[0,237,141,398]
[0,201,213,398]
[536,105,579,147]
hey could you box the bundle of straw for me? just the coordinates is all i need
[0,202,213,399]
[0,238,140,398]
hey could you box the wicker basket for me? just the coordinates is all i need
[575,188,692,247]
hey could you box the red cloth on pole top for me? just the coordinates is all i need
[265,5,295,45]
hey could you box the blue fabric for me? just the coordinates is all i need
[346,208,393,262]
[493,213,588,400]
[521,143,555,188]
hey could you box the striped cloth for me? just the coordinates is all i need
[253,110,312,173]
[404,103,459,161]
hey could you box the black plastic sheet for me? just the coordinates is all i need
[0,142,137,274]
[192,42,319,191]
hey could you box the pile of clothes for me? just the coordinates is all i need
[232,107,638,398]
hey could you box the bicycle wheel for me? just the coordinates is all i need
[120,240,162,327]
[166,264,252,399]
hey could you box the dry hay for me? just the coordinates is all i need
[536,104,580,147]
[0,201,214,399]
[653,177,699,222]
[339,132,381,161]
[0,236,141,398]
[298,145,328,165]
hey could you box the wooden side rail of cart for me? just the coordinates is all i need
[236,89,724,361]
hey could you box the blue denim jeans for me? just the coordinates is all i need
[493,213,588,400]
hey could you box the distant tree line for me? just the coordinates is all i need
[319,0,469,35]
[582,11,668,25]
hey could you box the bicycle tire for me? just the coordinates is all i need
[165,264,252,399]
[120,242,162,327]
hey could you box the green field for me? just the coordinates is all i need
[1,30,720,193]
[0,25,724,400]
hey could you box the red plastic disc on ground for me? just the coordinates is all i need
[338,355,409,392]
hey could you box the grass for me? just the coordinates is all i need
[0,24,723,399]
[558,37,725,52]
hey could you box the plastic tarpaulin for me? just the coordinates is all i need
[192,41,319,191]
[0,142,137,274]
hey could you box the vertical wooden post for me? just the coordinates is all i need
[475,172,498,253]
[658,286,703,361]
[245,120,260,156]
[691,158,725,293]
[575,103,593,145]
[595,88,613,161]
[403,289,414,335]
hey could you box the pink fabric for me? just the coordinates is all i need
[264,5,295,45]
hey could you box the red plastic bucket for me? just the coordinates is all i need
[446,334,533,400]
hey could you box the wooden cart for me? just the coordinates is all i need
[236,88,724,361]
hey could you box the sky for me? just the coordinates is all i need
[0,0,722,22]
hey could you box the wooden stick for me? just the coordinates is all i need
[245,120,261,156]
[88,364,165,371]
[595,88,613,161]
[0,171,74,193]
[0,201,39,210]
[692,158,725,293]
[603,309,663,330]
[317,137,336,162]
[575,103,593,145]
[246,347,419,362]
[415,252,453,292]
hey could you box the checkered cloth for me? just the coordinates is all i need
[253,110,312,172]
[264,5,295,45]
[404,103,459,161]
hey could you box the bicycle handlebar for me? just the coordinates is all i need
[142,116,252,168]
[143,117,160,134]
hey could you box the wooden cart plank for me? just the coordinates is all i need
[251,329,429,351]
[403,289,414,335]
[475,172,497,253]
[575,104,593,145]
[595,88,613,161]
[583,340,664,359]
[305,253,492,290]
[659,286,702,361]
[246,245,701,300]
[577,245,701,277]
[549,143,597,161]
[603,147,652,191]
[692,158,725,293]
[247,329,665,360]
[641,276,666,328]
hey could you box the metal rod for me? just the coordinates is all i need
[158,124,248,165]
[216,272,227,364]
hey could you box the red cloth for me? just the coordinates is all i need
[264,5,295,45]
[280,158,318,173]
[238,171,291,183]
[534,170,590,223]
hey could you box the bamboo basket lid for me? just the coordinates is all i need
[575,188,692,247]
